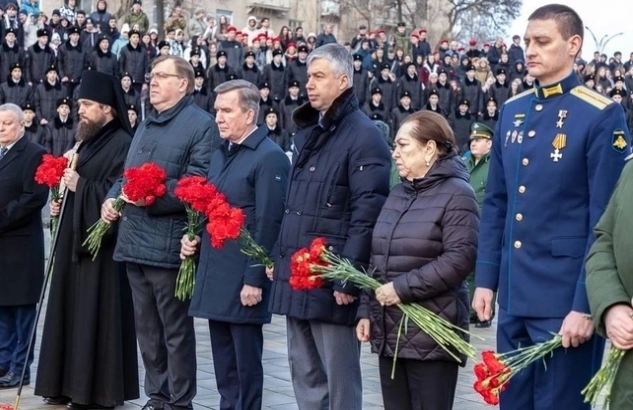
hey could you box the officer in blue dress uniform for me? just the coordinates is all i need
[472,4,631,409]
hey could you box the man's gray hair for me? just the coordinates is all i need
[214,79,260,119]
[0,103,24,123]
[307,43,354,89]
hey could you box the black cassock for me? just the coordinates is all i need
[34,120,139,407]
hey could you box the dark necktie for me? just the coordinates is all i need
[0,147,8,159]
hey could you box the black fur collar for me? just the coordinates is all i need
[495,80,508,88]
[483,110,499,121]
[242,63,258,72]
[2,42,18,52]
[96,48,112,57]
[215,64,229,72]
[378,75,392,84]
[65,41,82,52]
[32,43,51,53]
[436,81,450,89]
[126,42,142,52]
[464,76,478,86]
[404,73,418,82]
[398,105,414,113]
[44,80,62,91]
[54,115,73,129]
[369,101,384,110]
[6,76,24,87]
[284,95,304,105]
[270,62,284,71]
[194,86,208,95]
[454,110,471,119]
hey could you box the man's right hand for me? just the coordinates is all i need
[40,118,48,125]
[50,199,61,216]
[473,287,494,322]
[180,235,200,260]
[356,318,370,342]
[101,198,120,224]
[605,304,633,350]
[265,265,274,281]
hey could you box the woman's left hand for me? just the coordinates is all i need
[375,282,401,306]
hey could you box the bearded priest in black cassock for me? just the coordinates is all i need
[34,70,139,409]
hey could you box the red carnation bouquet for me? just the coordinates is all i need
[582,346,625,409]
[34,154,69,236]
[473,335,563,405]
[173,176,218,300]
[290,238,477,377]
[83,163,167,260]
[204,194,275,268]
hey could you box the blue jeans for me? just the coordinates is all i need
[0,305,36,375]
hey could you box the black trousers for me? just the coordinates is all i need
[378,356,459,410]
[126,264,197,410]
[208,320,264,410]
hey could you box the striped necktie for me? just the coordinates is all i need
[0,147,8,159]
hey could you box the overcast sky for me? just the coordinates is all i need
[507,0,630,60]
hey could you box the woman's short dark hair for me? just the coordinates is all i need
[400,111,457,157]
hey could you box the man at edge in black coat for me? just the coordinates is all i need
[0,103,49,388]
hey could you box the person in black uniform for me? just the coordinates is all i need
[25,29,56,87]
[87,34,117,77]
[58,25,84,97]
[288,44,308,98]
[363,87,388,122]
[22,102,45,146]
[424,89,446,116]
[460,64,482,118]
[449,98,475,152]
[369,62,396,113]
[396,62,423,110]
[188,47,205,73]
[0,62,32,107]
[118,29,147,94]
[120,71,140,108]
[487,67,510,107]
[352,54,369,107]
[34,64,67,126]
[263,49,287,101]
[43,97,75,156]
[257,81,279,124]
[480,96,499,130]
[207,50,237,97]
[128,103,139,133]
[263,106,291,152]
[279,80,304,137]
[434,69,453,115]
[192,69,213,113]
[240,51,261,87]
[0,28,25,82]
[390,90,415,139]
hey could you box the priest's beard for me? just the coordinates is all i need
[77,116,107,142]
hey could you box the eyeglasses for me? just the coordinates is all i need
[146,72,182,81]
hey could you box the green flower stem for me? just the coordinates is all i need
[239,228,273,269]
[174,207,203,300]
[311,251,478,362]
[582,347,625,408]
[83,196,126,261]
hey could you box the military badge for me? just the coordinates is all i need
[550,133,566,162]
[556,110,567,129]
[505,130,511,147]
[517,131,523,144]
[512,130,518,143]
[613,129,628,153]
[513,113,525,127]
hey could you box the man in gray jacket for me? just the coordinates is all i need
[101,55,220,410]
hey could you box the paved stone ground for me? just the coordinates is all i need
[0,219,605,409]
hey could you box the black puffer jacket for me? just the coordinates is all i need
[357,153,479,364]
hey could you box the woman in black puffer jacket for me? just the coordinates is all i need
[356,110,479,410]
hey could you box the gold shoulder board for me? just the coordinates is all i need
[505,88,535,104]
[570,86,613,110]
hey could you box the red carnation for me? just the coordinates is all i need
[474,363,489,381]
[482,350,506,375]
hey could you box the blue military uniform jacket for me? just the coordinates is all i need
[475,72,631,318]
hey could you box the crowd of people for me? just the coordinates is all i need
[1,1,633,410]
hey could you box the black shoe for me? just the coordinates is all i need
[44,396,71,405]
[0,368,7,378]
[469,316,479,324]
[0,371,29,389]
[67,403,114,409]
[141,402,155,410]
[475,319,492,328]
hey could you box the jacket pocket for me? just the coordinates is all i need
[551,237,587,258]
[323,163,341,209]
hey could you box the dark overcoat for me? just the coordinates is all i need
[0,136,49,305]
[269,88,392,326]
[189,126,290,324]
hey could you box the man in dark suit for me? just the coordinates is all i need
[0,102,49,388]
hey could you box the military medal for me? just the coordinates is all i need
[505,130,511,147]
[512,130,518,143]
[513,113,525,128]
[556,110,568,128]
[550,133,566,162]
[517,131,523,144]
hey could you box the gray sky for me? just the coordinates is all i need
[507,0,630,60]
